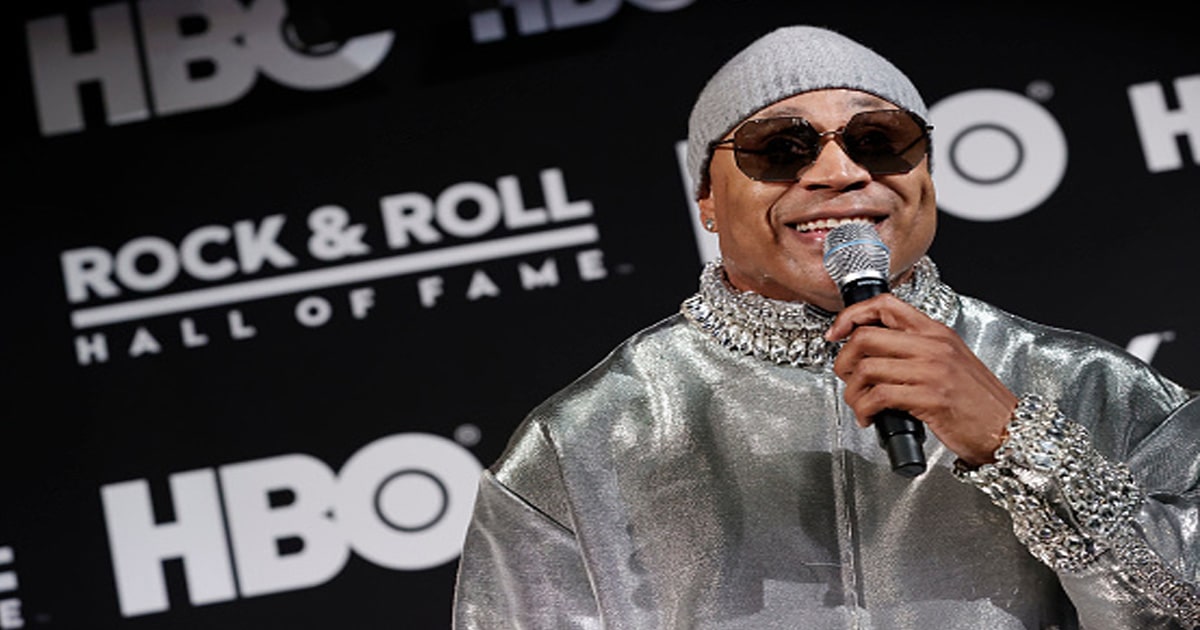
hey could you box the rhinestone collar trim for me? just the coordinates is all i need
[680,256,959,368]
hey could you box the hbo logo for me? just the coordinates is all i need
[930,89,1068,221]
[26,0,394,136]
[100,433,482,617]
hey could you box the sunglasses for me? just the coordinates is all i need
[709,109,933,181]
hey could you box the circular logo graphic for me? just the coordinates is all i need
[336,433,482,570]
[930,89,1068,221]
[374,469,449,533]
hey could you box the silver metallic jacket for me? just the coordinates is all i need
[454,259,1199,629]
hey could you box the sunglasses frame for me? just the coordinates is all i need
[709,109,933,182]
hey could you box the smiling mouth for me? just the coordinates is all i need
[789,216,878,233]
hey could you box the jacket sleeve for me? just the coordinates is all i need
[955,394,1200,629]
[453,406,607,630]
[452,471,601,630]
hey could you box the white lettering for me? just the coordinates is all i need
[102,434,482,615]
[307,206,370,261]
[437,182,502,239]
[466,270,500,300]
[542,168,593,221]
[61,247,120,303]
[26,0,394,135]
[517,258,559,289]
[492,0,549,38]
[0,548,15,593]
[548,0,621,29]
[381,169,593,248]
[220,455,349,597]
[139,0,257,116]
[228,309,257,339]
[101,470,237,617]
[470,0,694,42]
[577,248,607,280]
[74,332,110,366]
[0,547,17,629]
[180,318,210,347]
[180,225,236,281]
[25,3,148,135]
[244,0,393,90]
[417,276,444,308]
[0,599,23,629]
[335,434,482,570]
[116,237,179,293]
[930,89,1067,222]
[62,215,297,304]
[497,175,549,229]
[349,287,375,319]
[380,193,441,249]
[128,327,163,357]
[294,296,332,327]
[1129,75,1200,172]
[77,311,261,365]
[233,214,297,273]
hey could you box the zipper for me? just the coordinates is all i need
[830,373,865,629]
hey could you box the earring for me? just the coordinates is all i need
[704,218,716,232]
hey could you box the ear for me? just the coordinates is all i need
[697,192,715,224]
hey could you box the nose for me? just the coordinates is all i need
[798,136,871,191]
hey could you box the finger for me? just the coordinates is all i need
[844,356,1019,461]
[840,354,940,401]
[840,347,980,416]
[826,293,932,341]
[833,326,932,372]
[840,358,922,426]
[844,382,927,428]
[840,354,924,389]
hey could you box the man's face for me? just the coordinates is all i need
[698,89,937,312]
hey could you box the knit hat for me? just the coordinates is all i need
[686,25,927,198]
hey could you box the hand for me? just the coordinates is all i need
[825,294,1018,467]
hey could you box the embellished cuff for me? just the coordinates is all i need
[953,393,1141,571]
[954,394,1200,626]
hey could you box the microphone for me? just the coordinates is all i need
[822,222,927,477]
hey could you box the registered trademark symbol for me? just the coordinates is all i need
[1026,80,1055,102]
[454,423,482,447]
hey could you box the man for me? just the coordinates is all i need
[453,25,1199,629]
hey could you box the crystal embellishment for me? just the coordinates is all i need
[955,394,1200,625]
[681,256,959,368]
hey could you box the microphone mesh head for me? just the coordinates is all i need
[822,222,891,288]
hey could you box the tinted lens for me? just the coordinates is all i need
[730,117,820,181]
[841,110,929,174]
[726,110,930,181]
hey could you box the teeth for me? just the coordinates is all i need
[792,216,874,232]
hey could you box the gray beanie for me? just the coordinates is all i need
[686,25,927,198]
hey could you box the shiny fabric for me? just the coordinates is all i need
[453,269,1199,629]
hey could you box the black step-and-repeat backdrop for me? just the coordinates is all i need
[3,1,1197,628]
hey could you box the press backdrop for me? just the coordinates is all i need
[3,1,1197,628]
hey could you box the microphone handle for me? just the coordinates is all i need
[874,410,927,477]
[840,278,928,477]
